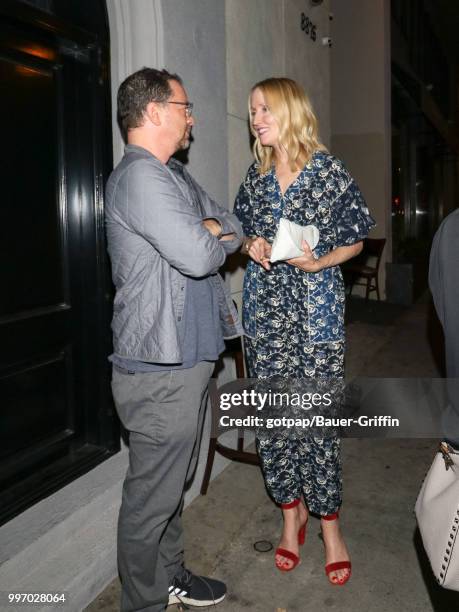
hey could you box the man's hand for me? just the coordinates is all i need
[219,233,236,241]
[243,236,272,271]
[202,218,236,241]
[202,218,222,237]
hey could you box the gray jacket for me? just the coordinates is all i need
[105,144,243,363]
[429,209,459,443]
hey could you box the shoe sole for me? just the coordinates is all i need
[168,593,226,606]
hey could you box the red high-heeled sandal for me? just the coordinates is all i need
[275,499,308,572]
[322,512,351,585]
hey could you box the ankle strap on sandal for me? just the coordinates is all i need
[322,511,340,520]
[280,499,301,509]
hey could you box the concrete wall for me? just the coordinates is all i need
[283,0,331,147]
[162,0,228,208]
[330,0,392,296]
[107,0,164,165]
[0,449,128,612]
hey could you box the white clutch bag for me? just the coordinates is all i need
[270,219,320,263]
[415,442,459,591]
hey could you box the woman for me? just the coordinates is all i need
[234,78,375,584]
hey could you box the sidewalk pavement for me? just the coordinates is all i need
[87,298,459,612]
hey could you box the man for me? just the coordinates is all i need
[429,208,459,448]
[105,67,243,612]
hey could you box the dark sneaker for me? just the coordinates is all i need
[168,567,226,607]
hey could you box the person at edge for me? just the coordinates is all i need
[234,77,375,584]
[429,208,459,449]
[105,67,243,612]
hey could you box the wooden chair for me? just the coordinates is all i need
[200,336,259,495]
[342,238,386,301]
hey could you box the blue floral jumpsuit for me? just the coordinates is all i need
[234,151,375,515]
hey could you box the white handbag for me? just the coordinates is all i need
[415,442,459,590]
[270,219,319,263]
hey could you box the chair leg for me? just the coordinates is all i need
[234,350,245,378]
[365,277,371,301]
[375,274,381,301]
[237,428,245,452]
[200,436,217,495]
[348,275,355,296]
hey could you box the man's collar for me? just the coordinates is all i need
[124,144,185,171]
[124,143,158,159]
[167,156,184,170]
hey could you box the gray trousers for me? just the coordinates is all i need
[112,361,214,612]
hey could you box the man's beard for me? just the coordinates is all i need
[178,127,192,150]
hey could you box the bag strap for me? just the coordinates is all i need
[440,441,459,470]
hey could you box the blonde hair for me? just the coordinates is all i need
[249,77,326,174]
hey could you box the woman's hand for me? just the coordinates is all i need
[287,240,322,272]
[287,240,364,272]
[243,236,272,271]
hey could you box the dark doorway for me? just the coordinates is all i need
[0,0,118,525]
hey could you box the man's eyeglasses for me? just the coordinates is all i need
[166,101,194,117]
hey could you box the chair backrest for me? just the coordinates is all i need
[363,238,386,270]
